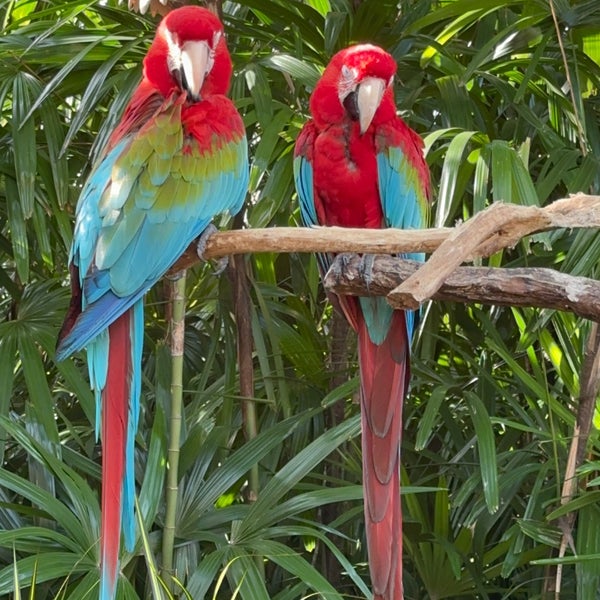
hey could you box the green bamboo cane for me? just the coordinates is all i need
[161,271,186,590]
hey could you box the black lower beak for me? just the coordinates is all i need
[343,90,360,122]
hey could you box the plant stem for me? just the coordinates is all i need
[229,254,259,499]
[161,271,187,590]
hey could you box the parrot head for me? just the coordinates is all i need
[143,6,233,101]
[310,44,397,134]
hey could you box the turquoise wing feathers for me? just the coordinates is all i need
[375,137,430,341]
[376,143,429,251]
[293,124,318,228]
[57,96,248,360]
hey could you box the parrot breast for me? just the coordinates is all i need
[312,123,384,228]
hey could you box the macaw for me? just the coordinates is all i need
[55,7,248,599]
[294,45,430,600]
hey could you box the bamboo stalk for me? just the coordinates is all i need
[161,271,187,589]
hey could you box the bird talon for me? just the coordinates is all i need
[359,254,376,294]
[196,223,229,275]
[330,252,354,277]
[165,269,186,281]
[196,224,219,261]
[197,225,229,275]
[211,256,229,275]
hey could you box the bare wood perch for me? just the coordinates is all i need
[170,226,451,272]
[388,193,600,308]
[166,193,600,320]
[323,255,600,322]
[170,194,600,274]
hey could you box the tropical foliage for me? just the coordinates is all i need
[1,0,600,598]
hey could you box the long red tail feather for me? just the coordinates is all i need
[358,312,408,600]
[100,310,131,600]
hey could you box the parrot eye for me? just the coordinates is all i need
[338,64,359,107]
[342,90,359,121]
[340,64,358,87]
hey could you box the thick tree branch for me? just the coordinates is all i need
[168,194,600,320]
[170,194,600,274]
[388,194,600,308]
[323,255,600,322]
[169,226,451,271]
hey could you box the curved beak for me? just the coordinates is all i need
[180,40,211,102]
[357,76,386,134]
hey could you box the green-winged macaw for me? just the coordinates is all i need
[294,44,430,600]
[56,7,248,599]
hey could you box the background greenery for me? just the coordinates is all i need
[1,0,600,598]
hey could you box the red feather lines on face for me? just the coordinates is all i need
[143,7,232,99]
[310,44,397,130]
[341,45,397,83]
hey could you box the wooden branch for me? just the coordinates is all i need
[166,194,600,321]
[388,193,600,308]
[169,194,600,276]
[169,227,451,273]
[323,254,600,322]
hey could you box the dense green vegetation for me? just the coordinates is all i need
[1,0,600,597]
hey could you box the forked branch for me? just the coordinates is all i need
[168,193,600,321]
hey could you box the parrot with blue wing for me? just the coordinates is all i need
[294,44,430,600]
[56,7,248,599]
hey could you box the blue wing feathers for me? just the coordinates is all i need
[359,296,394,346]
[57,119,248,360]
[375,144,428,344]
[377,148,426,262]
[293,155,317,227]
[55,288,141,360]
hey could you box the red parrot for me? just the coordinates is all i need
[55,7,248,599]
[294,45,430,599]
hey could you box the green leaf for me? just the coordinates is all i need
[0,553,95,594]
[5,178,30,283]
[465,392,499,513]
[260,54,322,88]
[415,385,448,450]
[11,72,38,219]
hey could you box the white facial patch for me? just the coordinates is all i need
[338,64,359,104]
[164,27,182,76]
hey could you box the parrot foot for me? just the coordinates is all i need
[329,252,354,277]
[166,269,186,281]
[196,224,229,275]
[358,254,376,294]
[211,256,229,276]
[196,224,218,259]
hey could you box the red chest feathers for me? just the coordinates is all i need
[312,124,383,229]
[181,95,244,153]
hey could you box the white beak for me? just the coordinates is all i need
[357,76,386,134]
[180,40,211,101]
